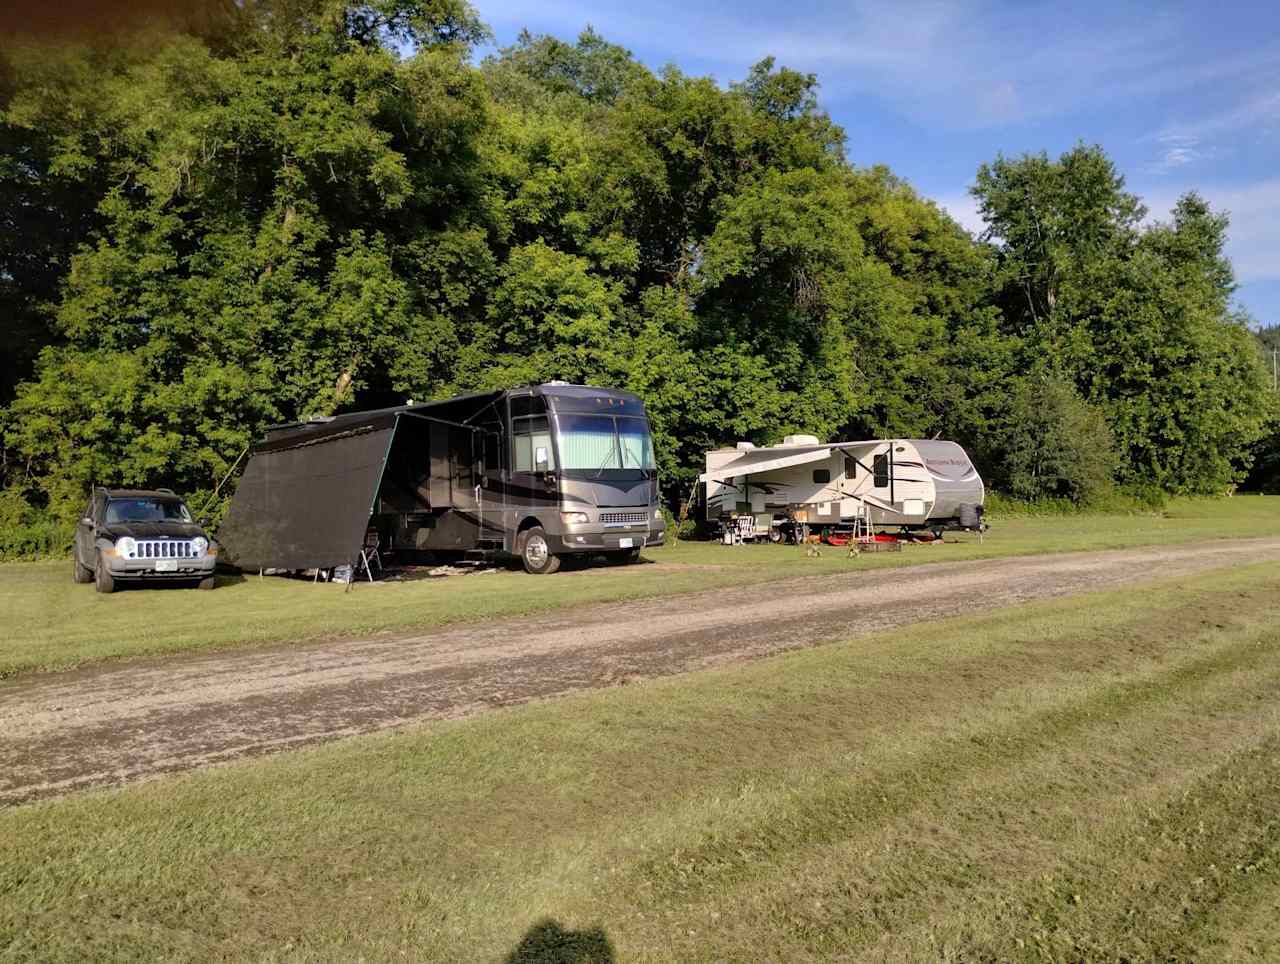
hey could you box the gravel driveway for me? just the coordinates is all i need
[3,538,1278,806]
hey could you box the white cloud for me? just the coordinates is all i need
[1143,133,1207,174]
[1158,89,1280,143]
[1145,179,1280,284]
[476,1,1280,131]
[935,193,986,235]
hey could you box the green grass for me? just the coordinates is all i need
[3,562,1280,961]
[2,495,1279,678]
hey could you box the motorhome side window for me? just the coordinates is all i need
[513,416,555,472]
[510,394,544,419]
[873,453,890,488]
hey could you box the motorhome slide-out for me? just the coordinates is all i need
[218,383,665,575]
[701,436,985,536]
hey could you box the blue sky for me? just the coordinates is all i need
[475,0,1280,326]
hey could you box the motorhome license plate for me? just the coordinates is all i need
[618,537,634,549]
[155,560,177,572]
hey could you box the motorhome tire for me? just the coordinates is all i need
[73,555,93,584]
[520,527,561,575]
[94,552,116,594]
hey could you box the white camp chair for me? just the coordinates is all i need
[355,527,383,582]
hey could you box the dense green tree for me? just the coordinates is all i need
[0,5,1272,553]
[974,148,1271,493]
[2,0,490,519]
[997,374,1118,503]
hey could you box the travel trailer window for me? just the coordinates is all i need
[513,416,555,472]
[812,469,830,484]
[845,455,858,478]
[873,453,889,488]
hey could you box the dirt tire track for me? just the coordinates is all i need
[4,538,1279,806]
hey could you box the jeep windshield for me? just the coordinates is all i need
[554,414,656,476]
[105,498,192,525]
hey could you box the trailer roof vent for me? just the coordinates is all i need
[781,434,821,447]
[736,441,756,451]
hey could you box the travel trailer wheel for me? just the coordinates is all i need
[519,527,561,575]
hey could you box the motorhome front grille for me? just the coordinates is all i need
[135,540,196,559]
[600,511,649,526]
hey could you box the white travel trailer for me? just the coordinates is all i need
[701,435,986,536]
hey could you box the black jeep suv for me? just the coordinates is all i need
[74,488,218,593]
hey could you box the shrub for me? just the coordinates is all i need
[997,374,1119,504]
[0,488,73,560]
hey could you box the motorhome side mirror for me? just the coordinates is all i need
[81,517,93,526]
[535,447,549,472]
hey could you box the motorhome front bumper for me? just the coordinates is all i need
[553,520,665,553]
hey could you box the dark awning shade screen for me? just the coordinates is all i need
[218,419,397,571]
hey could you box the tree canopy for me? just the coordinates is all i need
[0,1,1273,551]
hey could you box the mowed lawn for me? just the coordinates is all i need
[1,496,1280,677]
[3,563,1280,961]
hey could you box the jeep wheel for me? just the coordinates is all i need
[94,552,116,594]
[73,554,93,584]
[197,575,216,591]
[520,527,561,575]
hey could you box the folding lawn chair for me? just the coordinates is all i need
[355,527,383,582]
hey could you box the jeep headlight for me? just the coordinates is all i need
[192,536,209,556]
[654,508,663,520]
[115,536,137,558]
[560,511,589,525]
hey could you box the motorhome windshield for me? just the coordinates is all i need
[555,414,656,472]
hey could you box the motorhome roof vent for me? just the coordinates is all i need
[736,441,756,451]
[781,434,821,447]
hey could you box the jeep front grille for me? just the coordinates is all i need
[134,540,196,559]
[600,511,649,526]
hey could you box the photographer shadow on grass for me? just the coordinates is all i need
[503,918,614,964]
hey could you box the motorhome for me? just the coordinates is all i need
[219,383,665,575]
[701,436,985,538]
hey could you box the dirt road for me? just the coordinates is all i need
[4,538,1279,806]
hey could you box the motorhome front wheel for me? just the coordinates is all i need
[520,527,561,575]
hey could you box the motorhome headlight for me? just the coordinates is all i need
[192,536,208,556]
[560,511,589,526]
[115,536,136,558]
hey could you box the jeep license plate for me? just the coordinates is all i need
[618,537,634,549]
[155,560,177,572]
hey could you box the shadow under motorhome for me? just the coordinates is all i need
[218,383,665,575]
[701,436,985,536]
